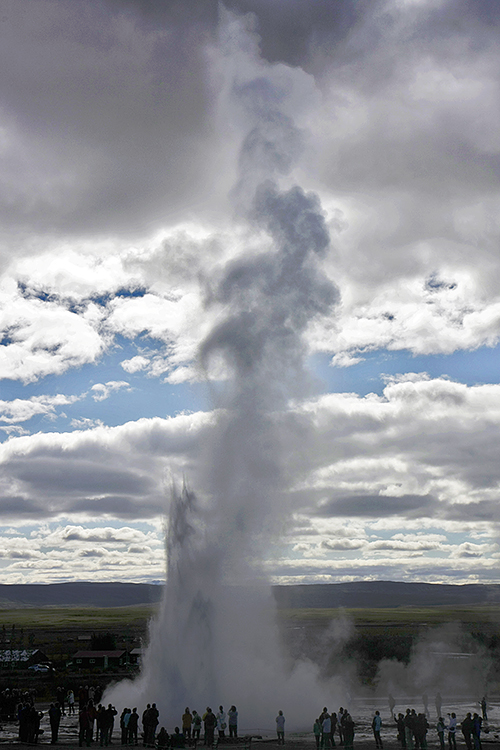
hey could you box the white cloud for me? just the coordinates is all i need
[90,381,131,401]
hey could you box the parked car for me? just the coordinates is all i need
[28,664,51,673]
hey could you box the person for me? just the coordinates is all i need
[142,704,151,746]
[67,689,75,715]
[183,708,193,742]
[228,706,238,739]
[437,718,446,750]
[447,713,457,750]
[472,713,482,750]
[192,710,202,743]
[338,708,345,745]
[149,703,159,746]
[404,709,414,750]
[395,714,406,749]
[480,698,487,722]
[128,708,139,746]
[322,711,332,748]
[171,726,186,748]
[79,704,92,748]
[204,707,216,747]
[217,706,227,739]
[314,718,322,750]
[330,713,338,746]
[104,704,117,746]
[157,728,170,749]
[389,695,396,715]
[372,711,383,749]
[49,702,62,744]
[121,708,131,745]
[276,710,285,745]
[415,713,429,750]
[343,713,355,750]
[461,713,473,750]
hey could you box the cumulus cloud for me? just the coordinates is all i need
[0,0,499,583]
[91,381,131,401]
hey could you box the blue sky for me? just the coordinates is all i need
[0,0,500,586]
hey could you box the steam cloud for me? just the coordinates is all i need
[108,7,341,729]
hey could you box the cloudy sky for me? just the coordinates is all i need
[1,0,500,586]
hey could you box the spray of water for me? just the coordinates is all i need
[108,7,341,730]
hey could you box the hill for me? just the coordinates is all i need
[1,580,500,608]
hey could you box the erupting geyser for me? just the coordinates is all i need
[108,9,340,729]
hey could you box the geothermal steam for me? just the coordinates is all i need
[109,9,339,728]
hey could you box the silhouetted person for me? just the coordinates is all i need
[480,698,487,722]
[204,707,216,747]
[276,710,285,745]
[192,710,202,743]
[372,711,383,749]
[447,713,457,750]
[49,702,62,744]
[171,727,186,748]
[314,718,322,749]
[128,707,139,745]
[461,713,473,750]
[228,706,238,739]
[395,714,406,749]
[437,718,445,750]
[343,713,355,750]
[157,728,170,749]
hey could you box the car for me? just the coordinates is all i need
[28,664,51,673]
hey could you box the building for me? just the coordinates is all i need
[72,650,127,669]
[0,649,50,669]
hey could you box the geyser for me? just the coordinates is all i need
[108,8,340,730]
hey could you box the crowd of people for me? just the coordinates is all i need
[0,684,495,749]
[312,707,356,750]
[392,708,486,750]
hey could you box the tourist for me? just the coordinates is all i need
[314,717,322,749]
[404,709,415,750]
[338,708,345,745]
[172,726,186,748]
[182,707,193,742]
[415,713,429,749]
[128,707,139,745]
[204,707,216,747]
[330,713,338,746]
[372,711,383,749]
[276,710,285,745]
[276,711,285,745]
[437,717,446,750]
[395,713,406,749]
[228,706,238,738]
[157,727,170,749]
[79,704,92,748]
[121,707,132,745]
[322,711,332,748]
[49,702,62,744]
[472,713,482,750]
[217,706,227,739]
[461,713,473,750]
[343,713,355,750]
[447,713,457,750]
[480,698,487,722]
[192,710,202,743]
[142,704,151,746]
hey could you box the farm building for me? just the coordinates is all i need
[72,650,127,669]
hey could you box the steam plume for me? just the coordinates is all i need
[108,7,339,728]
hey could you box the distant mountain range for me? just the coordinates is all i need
[1,580,500,609]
